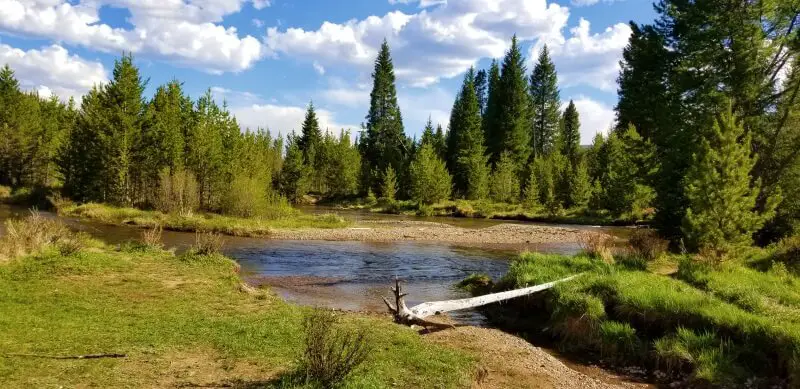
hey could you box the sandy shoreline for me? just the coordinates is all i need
[267,220,602,247]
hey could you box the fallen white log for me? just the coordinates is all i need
[382,274,581,330]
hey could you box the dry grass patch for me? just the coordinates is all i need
[0,211,75,261]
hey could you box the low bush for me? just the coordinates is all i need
[191,232,224,256]
[578,233,614,263]
[0,211,72,261]
[301,310,372,388]
[0,185,11,199]
[628,229,668,261]
[140,225,164,250]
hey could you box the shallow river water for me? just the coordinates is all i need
[0,204,630,324]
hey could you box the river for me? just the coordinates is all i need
[0,204,631,325]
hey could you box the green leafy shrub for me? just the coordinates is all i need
[301,310,372,388]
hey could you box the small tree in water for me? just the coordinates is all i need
[682,103,780,255]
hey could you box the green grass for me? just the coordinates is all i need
[479,251,800,387]
[59,203,351,237]
[324,197,643,226]
[0,239,473,388]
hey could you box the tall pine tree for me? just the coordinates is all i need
[530,45,560,158]
[448,68,489,199]
[361,40,407,193]
[497,36,531,180]
[560,100,580,166]
[483,59,502,165]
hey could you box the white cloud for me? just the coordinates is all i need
[570,0,623,6]
[252,18,264,28]
[0,0,263,73]
[265,0,570,87]
[252,0,270,9]
[312,61,326,75]
[0,43,108,100]
[566,96,615,143]
[532,18,631,92]
[389,0,448,7]
[230,103,360,134]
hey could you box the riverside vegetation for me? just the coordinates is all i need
[462,231,800,387]
[0,214,474,388]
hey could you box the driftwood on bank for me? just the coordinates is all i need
[4,353,127,360]
[383,275,580,330]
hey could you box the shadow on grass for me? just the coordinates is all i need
[177,370,312,389]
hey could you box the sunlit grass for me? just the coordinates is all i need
[0,238,473,388]
[59,203,351,237]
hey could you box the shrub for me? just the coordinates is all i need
[409,143,452,204]
[301,310,371,389]
[0,211,72,261]
[221,175,269,218]
[141,225,164,250]
[629,229,668,261]
[0,185,11,199]
[155,168,199,216]
[578,233,614,263]
[192,232,224,255]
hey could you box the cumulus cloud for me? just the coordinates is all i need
[312,61,326,75]
[570,0,623,6]
[566,96,616,143]
[230,103,360,134]
[0,43,108,100]
[532,18,631,92]
[0,0,263,73]
[265,0,570,87]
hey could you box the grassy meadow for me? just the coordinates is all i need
[0,215,473,388]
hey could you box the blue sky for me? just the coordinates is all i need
[0,0,657,144]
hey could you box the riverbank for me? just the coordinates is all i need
[0,215,644,388]
[465,247,800,388]
[58,203,607,248]
[59,203,351,236]
[318,197,648,227]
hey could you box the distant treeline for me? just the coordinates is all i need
[0,0,798,252]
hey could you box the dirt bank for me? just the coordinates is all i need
[425,325,653,389]
[269,220,602,248]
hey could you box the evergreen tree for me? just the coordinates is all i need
[600,125,654,218]
[448,68,488,199]
[497,36,531,178]
[409,143,451,204]
[380,166,397,201]
[483,60,502,164]
[137,80,189,203]
[530,45,560,158]
[533,157,559,216]
[489,152,520,204]
[474,69,488,115]
[62,86,106,201]
[433,124,446,160]
[683,104,779,253]
[361,40,407,193]
[522,168,540,211]
[560,100,580,166]
[585,133,606,183]
[298,101,324,192]
[419,117,435,148]
[325,130,361,197]
[102,53,146,205]
[186,90,225,210]
[569,160,591,208]
[279,134,310,203]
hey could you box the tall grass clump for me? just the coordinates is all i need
[140,225,164,250]
[578,233,614,263]
[301,310,372,389]
[0,185,11,199]
[628,229,668,261]
[0,211,74,261]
